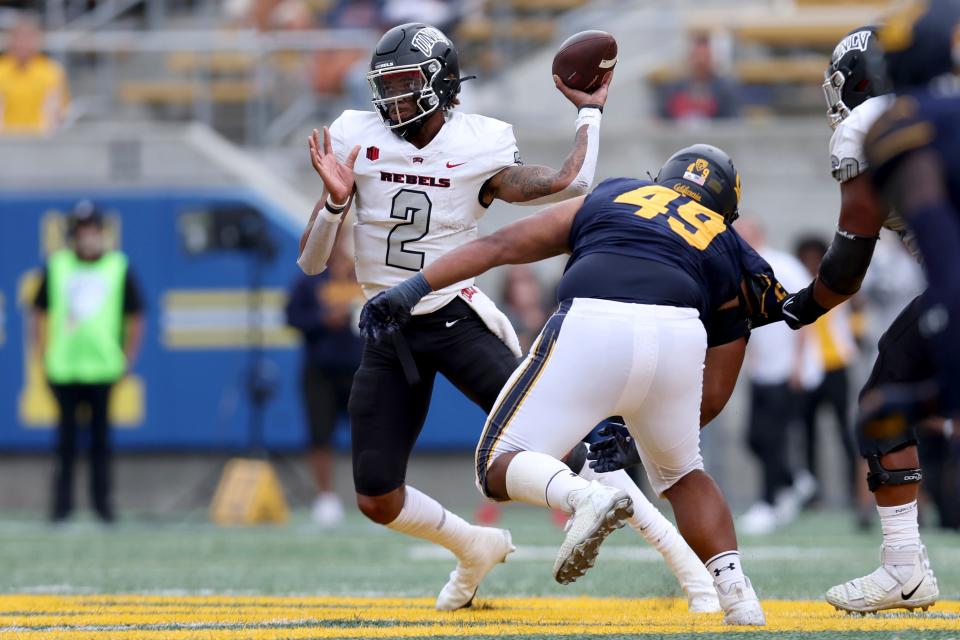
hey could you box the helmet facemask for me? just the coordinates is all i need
[368,60,445,136]
[822,69,851,130]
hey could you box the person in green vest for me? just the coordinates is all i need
[31,201,145,524]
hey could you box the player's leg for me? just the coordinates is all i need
[476,301,634,584]
[573,457,720,612]
[621,310,763,626]
[826,296,939,614]
[439,299,712,599]
[349,333,512,612]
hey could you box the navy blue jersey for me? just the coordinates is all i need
[557,177,780,346]
[865,90,960,216]
[865,89,960,411]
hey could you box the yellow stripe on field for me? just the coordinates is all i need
[0,595,958,639]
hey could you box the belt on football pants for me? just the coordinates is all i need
[390,331,421,386]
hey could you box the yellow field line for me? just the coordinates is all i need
[0,595,958,639]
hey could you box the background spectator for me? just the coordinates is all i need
[794,236,863,520]
[655,32,740,123]
[736,219,817,535]
[0,12,69,135]
[285,245,363,527]
[31,201,145,523]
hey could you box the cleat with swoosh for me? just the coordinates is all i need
[825,544,938,614]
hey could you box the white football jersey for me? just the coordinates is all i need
[828,95,917,257]
[329,109,521,314]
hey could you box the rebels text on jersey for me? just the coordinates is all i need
[556,177,779,346]
[329,109,520,314]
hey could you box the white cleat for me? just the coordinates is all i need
[553,482,633,585]
[825,544,939,614]
[435,527,514,611]
[718,577,766,626]
[660,537,720,612]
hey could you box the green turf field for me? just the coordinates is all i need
[0,507,957,639]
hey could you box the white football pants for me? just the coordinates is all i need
[475,297,706,497]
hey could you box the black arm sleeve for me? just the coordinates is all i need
[123,267,145,314]
[817,228,878,296]
[33,269,49,311]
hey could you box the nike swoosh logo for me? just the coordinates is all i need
[445,318,465,328]
[446,161,466,168]
[781,298,800,322]
[902,577,924,600]
[599,56,618,69]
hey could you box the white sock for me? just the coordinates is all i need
[576,462,677,552]
[386,485,476,559]
[504,451,591,513]
[706,551,746,591]
[878,500,920,548]
[878,500,922,582]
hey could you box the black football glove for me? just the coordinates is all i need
[781,284,829,330]
[358,272,432,343]
[743,272,786,330]
[586,423,641,473]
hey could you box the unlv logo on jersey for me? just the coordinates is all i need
[366,146,379,161]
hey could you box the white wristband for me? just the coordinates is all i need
[325,194,349,212]
[575,107,602,132]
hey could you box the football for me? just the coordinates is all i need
[552,30,618,92]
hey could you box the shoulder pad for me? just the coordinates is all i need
[829,96,891,183]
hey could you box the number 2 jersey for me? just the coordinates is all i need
[329,109,521,314]
[557,177,782,346]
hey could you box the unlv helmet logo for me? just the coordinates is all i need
[366,146,379,161]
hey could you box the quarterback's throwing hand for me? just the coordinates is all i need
[553,70,613,110]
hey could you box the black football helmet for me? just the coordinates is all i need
[823,26,891,129]
[367,23,466,137]
[655,144,741,224]
[878,0,960,91]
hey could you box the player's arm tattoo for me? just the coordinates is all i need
[481,126,589,205]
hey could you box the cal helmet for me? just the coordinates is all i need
[878,0,960,91]
[823,26,891,129]
[367,23,467,137]
[655,144,741,224]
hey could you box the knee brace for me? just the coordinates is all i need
[865,454,923,493]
